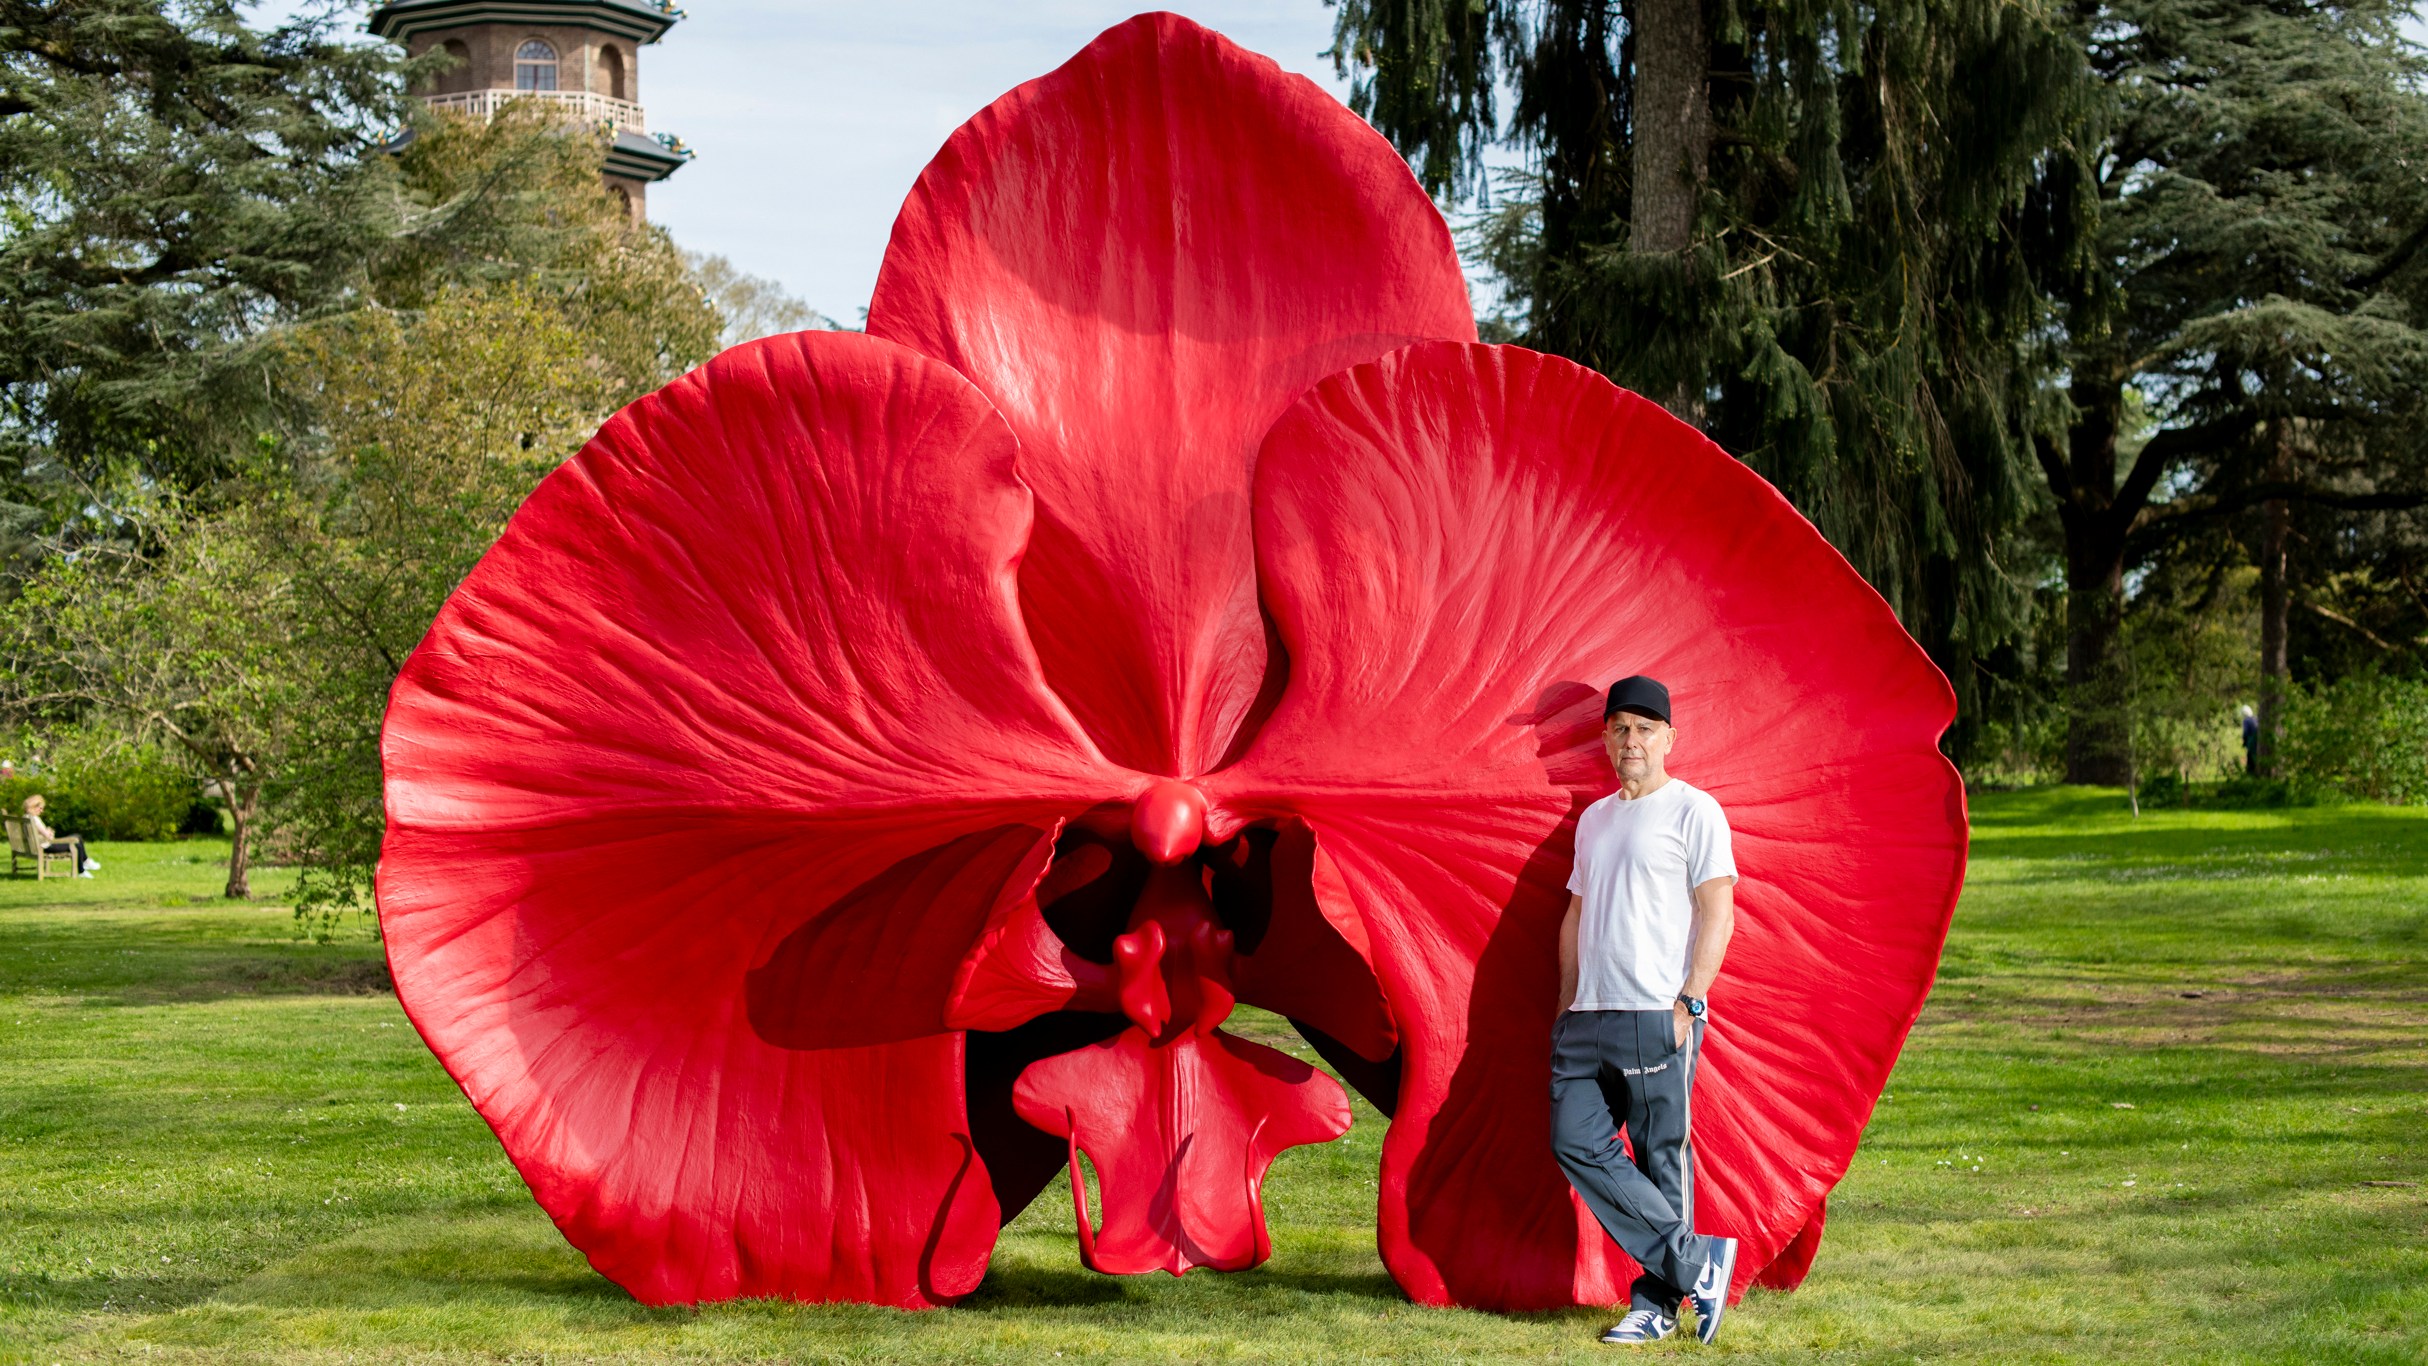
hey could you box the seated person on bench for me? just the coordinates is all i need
[24,795,96,877]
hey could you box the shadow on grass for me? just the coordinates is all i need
[1968,787,2428,866]
[964,1263,1131,1308]
[0,1270,228,1316]
[966,1258,1401,1310]
[1237,1267,1403,1298]
[0,915,390,1005]
[203,1214,650,1314]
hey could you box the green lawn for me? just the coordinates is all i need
[3,793,2424,1363]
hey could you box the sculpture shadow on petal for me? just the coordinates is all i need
[744,824,1056,1051]
[1401,681,1613,1309]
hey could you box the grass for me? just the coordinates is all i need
[2,793,2424,1363]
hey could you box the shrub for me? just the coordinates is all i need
[2199,774,2307,809]
[2279,673,2428,805]
[0,734,200,840]
[2137,771,2187,806]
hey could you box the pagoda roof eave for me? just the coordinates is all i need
[603,128,690,182]
[368,0,681,45]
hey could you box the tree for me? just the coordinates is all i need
[0,0,407,500]
[241,110,721,923]
[374,104,721,407]
[0,9,720,902]
[1329,0,2092,756]
[257,284,614,923]
[0,499,298,897]
[2030,0,2428,781]
[687,251,839,348]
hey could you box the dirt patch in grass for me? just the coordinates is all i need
[67,952,394,1006]
[1926,964,2428,1067]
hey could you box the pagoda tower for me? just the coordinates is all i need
[368,0,692,219]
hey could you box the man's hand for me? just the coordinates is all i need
[1673,1000,1691,1048]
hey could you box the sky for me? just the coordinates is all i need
[262,3,1367,323]
[643,4,1361,323]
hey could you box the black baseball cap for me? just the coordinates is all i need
[1603,675,1672,724]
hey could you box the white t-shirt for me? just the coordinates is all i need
[1565,778,1737,1011]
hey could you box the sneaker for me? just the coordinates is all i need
[1598,1309,1676,1345]
[82,858,98,871]
[1688,1237,1740,1344]
[79,871,93,879]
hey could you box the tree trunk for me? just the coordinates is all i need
[224,783,255,900]
[1630,0,1711,420]
[2064,527,2133,785]
[1631,0,1709,254]
[2255,421,2294,776]
[2057,375,2135,786]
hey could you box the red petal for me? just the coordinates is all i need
[944,885,1119,1033]
[380,332,1125,1306]
[868,13,1475,777]
[1754,1201,1826,1291]
[746,825,1055,1050]
[382,820,1015,1306]
[1012,1026,1352,1275]
[1207,343,1966,1309]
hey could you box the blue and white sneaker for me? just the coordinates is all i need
[1688,1237,1739,1344]
[1598,1308,1676,1345]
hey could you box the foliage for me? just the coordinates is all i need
[0,0,722,911]
[0,728,198,841]
[1330,0,2092,760]
[2274,495,2428,683]
[2119,563,2260,790]
[0,0,409,500]
[2280,670,2428,804]
[376,106,721,406]
[230,117,721,929]
[2031,0,2428,779]
[0,494,297,896]
[686,250,838,348]
[259,283,616,931]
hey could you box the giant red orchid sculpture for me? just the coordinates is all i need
[379,12,1967,1313]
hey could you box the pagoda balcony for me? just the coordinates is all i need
[421,87,647,132]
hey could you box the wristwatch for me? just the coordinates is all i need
[1677,995,1707,1021]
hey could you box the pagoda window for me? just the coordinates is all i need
[514,40,558,92]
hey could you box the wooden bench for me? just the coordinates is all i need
[5,816,75,880]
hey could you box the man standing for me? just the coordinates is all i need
[1553,675,1739,1345]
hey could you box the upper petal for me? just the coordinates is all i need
[867,12,1476,778]
[1207,343,1967,1309]
[380,331,1127,1306]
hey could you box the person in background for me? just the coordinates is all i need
[2240,704,2259,774]
[23,795,97,877]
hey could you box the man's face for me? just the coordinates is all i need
[1603,711,1674,781]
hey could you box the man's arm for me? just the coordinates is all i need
[1557,893,1581,1013]
[1673,875,1736,1043]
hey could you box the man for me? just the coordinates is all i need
[1553,675,1738,1345]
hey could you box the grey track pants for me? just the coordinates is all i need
[1550,1007,1715,1313]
